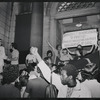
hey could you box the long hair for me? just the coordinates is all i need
[47,50,53,57]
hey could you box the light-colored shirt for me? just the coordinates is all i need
[82,79,100,98]
[0,46,7,73]
[21,86,26,98]
[37,60,91,98]
[58,80,91,98]
[38,60,65,96]
[11,49,19,65]
[28,71,37,80]
[60,53,73,61]
[26,54,37,63]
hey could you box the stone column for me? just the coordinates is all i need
[30,2,43,56]
[49,17,57,48]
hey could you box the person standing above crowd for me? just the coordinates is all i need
[25,47,37,72]
[47,41,73,65]
[0,39,7,73]
[7,43,19,74]
[67,44,95,60]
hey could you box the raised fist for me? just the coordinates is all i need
[30,47,35,54]
[30,47,38,55]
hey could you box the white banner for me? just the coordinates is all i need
[62,29,97,48]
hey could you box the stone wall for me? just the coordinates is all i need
[0,2,19,57]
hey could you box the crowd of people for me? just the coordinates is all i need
[0,38,100,98]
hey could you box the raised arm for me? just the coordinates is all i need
[86,45,95,54]
[67,48,76,55]
[47,41,57,52]
[94,43,100,51]
[31,47,62,90]
[31,47,51,82]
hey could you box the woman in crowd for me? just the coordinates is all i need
[46,50,53,63]
[47,41,62,64]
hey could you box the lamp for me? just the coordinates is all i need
[76,23,82,27]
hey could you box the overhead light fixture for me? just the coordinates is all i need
[76,23,82,27]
